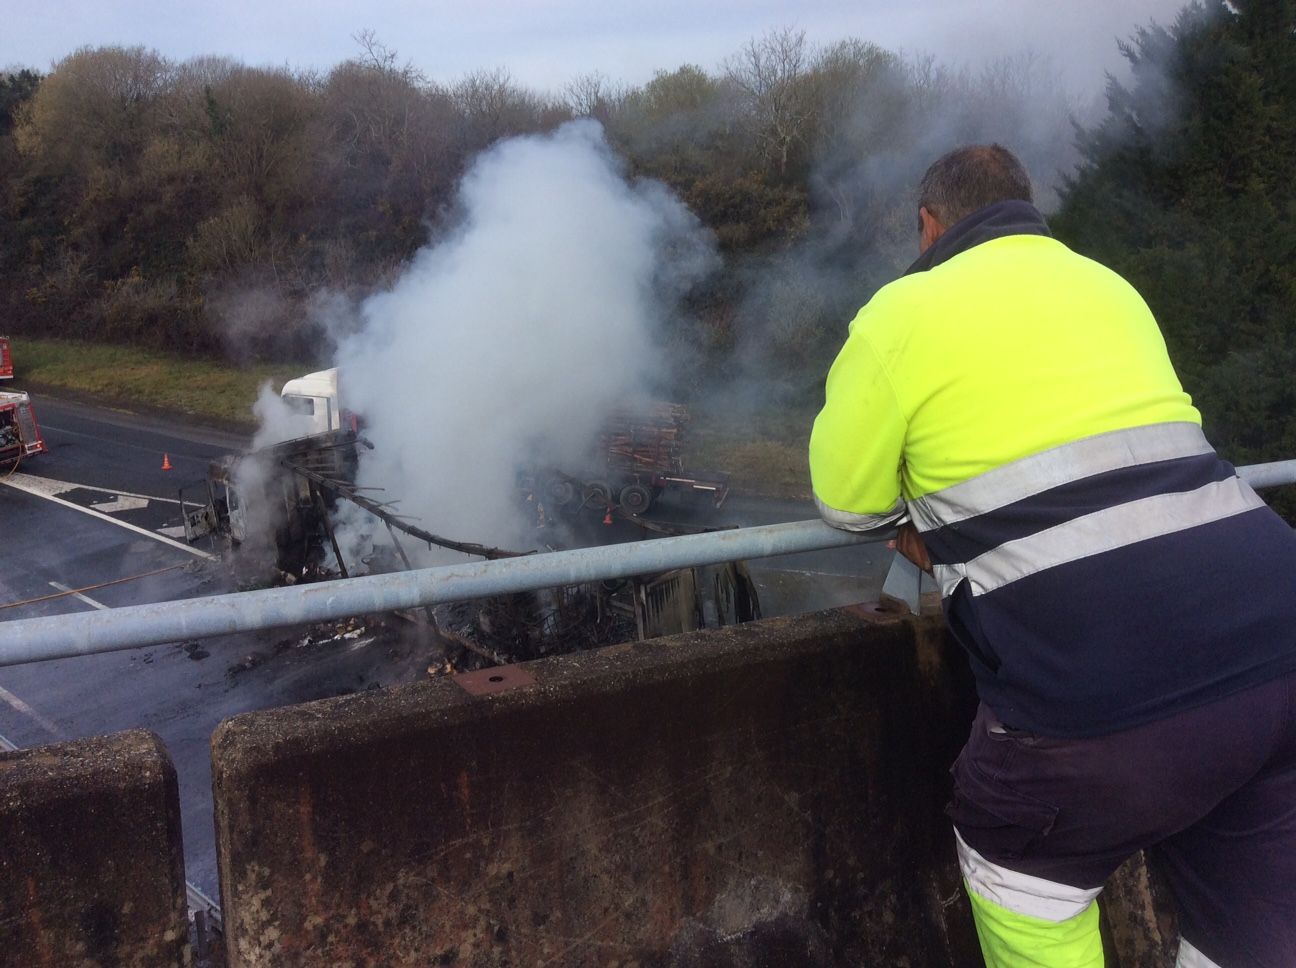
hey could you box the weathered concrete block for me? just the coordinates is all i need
[0,728,191,967]
[213,609,982,966]
[212,605,1179,967]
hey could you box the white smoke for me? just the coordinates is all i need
[249,381,316,449]
[333,119,715,556]
[219,382,320,578]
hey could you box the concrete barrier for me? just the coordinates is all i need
[212,607,1176,967]
[0,728,191,967]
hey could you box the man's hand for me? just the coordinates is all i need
[888,522,932,574]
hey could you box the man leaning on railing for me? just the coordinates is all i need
[811,143,1296,968]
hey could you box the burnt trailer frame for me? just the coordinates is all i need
[528,403,730,518]
[181,429,757,663]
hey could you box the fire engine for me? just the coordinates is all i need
[0,389,46,461]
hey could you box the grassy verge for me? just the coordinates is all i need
[689,408,814,502]
[10,337,816,499]
[13,338,307,428]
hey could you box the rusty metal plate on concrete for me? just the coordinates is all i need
[839,600,910,623]
[452,665,537,696]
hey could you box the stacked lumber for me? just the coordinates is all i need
[599,403,688,476]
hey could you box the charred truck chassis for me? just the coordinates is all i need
[185,429,758,666]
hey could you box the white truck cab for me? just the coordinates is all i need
[279,368,342,436]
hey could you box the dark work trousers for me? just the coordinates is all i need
[948,669,1296,967]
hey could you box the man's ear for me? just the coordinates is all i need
[919,206,947,253]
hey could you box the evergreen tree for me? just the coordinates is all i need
[0,69,40,135]
[1052,0,1296,514]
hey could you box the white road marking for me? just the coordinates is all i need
[48,581,110,611]
[3,471,197,506]
[1,473,217,560]
[3,472,77,498]
[0,684,63,737]
[88,495,150,513]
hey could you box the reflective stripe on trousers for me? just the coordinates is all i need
[957,828,1104,968]
[1177,940,1224,968]
[957,828,1219,968]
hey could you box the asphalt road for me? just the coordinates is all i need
[0,396,442,895]
[0,392,895,899]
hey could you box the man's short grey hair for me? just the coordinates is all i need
[918,144,1033,227]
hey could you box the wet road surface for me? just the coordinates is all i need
[0,392,894,897]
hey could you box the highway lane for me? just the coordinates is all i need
[0,395,435,897]
[0,484,436,896]
[0,391,896,898]
[23,393,247,497]
[576,490,895,613]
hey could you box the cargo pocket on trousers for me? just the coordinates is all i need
[946,751,1059,861]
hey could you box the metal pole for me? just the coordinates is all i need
[0,459,1291,668]
[1236,459,1296,490]
[0,518,885,666]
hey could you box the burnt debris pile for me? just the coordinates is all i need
[183,424,756,677]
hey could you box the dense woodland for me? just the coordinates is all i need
[0,27,1076,369]
[0,1,1293,481]
[1054,0,1296,477]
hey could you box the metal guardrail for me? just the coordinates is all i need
[0,460,1292,668]
[1236,458,1296,490]
[0,518,886,666]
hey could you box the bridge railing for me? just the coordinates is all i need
[1,459,1293,668]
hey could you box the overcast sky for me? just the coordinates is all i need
[5,0,1190,96]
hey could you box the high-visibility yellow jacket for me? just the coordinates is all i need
[810,201,1296,735]
[811,210,1198,523]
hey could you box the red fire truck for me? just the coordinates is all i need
[0,390,46,461]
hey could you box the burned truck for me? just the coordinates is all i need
[183,429,364,580]
[184,414,757,667]
[524,403,729,517]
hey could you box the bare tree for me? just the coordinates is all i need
[724,27,814,177]
[202,66,316,205]
[352,29,425,85]
[563,71,625,122]
[318,50,458,219]
[452,68,560,148]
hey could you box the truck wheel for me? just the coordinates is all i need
[547,478,576,507]
[619,483,652,515]
[583,481,612,507]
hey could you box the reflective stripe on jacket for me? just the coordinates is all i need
[810,201,1296,735]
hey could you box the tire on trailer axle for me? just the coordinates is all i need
[619,483,653,515]
[547,478,577,507]
[583,481,613,507]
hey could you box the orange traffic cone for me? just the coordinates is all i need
[161,453,173,471]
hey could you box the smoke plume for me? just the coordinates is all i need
[332,119,715,557]
[714,47,1087,408]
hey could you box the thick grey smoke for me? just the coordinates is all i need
[714,46,1088,407]
[333,119,715,557]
